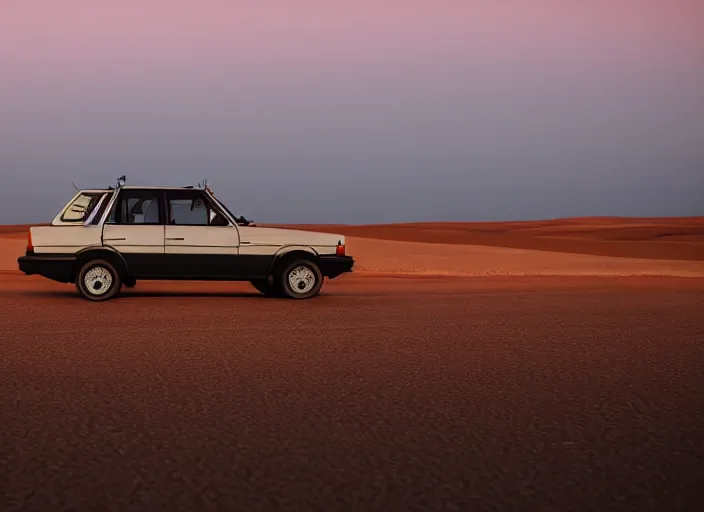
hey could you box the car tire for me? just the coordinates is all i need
[250,278,281,297]
[279,259,323,299]
[75,259,122,301]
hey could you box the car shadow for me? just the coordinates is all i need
[14,289,279,300]
[121,291,275,299]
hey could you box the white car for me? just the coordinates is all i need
[17,179,354,301]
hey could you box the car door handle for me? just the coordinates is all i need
[166,237,185,241]
[104,237,126,241]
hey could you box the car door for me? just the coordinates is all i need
[164,189,242,278]
[102,188,166,277]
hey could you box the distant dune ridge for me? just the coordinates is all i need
[1,217,704,277]
[268,216,704,261]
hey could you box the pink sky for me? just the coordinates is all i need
[2,1,702,66]
[1,1,703,224]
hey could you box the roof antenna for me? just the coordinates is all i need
[71,181,78,191]
[116,175,126,188]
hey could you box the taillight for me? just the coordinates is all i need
[27,230,33,252]
[336,243,346,256]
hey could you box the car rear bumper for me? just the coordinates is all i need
[17,253,76,283]
[318,255,354,279]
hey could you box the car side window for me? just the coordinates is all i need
[60,192,104,223]
[109,191,163,225]
[168,192,229,226]
[170,197,208,225]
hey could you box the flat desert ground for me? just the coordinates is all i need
[2,218,704,511]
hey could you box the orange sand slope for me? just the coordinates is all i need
[269,216,704,261]
[2,217,704,277]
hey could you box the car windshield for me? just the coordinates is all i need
[211,195,245,224]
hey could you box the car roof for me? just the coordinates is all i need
[83,186,206,192]
[121,185,201,190]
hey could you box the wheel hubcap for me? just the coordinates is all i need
[84,267,113,295]
[288,265,316,294]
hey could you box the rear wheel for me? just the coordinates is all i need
[75,259,122,301]
[279,259,323,299]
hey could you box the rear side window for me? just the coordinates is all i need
[108,190,163,225]
[60,193,105,223]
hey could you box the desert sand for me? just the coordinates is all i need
[3,217,704,511]
[2,274,704,511]
[2,217,703,276]
[270,216,704,260]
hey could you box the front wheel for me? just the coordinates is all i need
[75,259,122,301]
[279,259,324,299]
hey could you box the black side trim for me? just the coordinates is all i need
[17,255,77,283]
[317,255,354,279]
[17,252,354,283]
[126,254,274,280]
[125,275,266,281]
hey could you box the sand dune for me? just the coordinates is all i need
[0,238,25,273]
[345,236,704,277]
[269,216,704,261]
[2,217,703,276]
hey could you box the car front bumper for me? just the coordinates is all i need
[318,255,354,279]
[18,253,77,283]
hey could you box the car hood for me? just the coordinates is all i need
[237,226,345,247]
